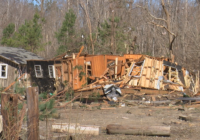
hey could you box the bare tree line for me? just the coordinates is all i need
[0,0,200,70]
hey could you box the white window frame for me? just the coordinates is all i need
[34,65,43,78]
[48,65,55,78]
[0,64,8,79]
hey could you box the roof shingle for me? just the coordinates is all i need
[0,46,44,64]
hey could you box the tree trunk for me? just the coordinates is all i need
[41,0,44,17]
[106,124,170,136]
[80,1,95,54]
[161,0,175,62]
[183,0,188,63]
[111,6,114,53]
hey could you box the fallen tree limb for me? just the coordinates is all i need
[55,93,82,108]
[3,73,26,92]
[44,89,68,103]
[18,104,27,132]
[52,123,100,135]
[106,124,170,136]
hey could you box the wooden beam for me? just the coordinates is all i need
[74,90,104,97]
[140,89,181,95]
[75,88,182,97]
[76,46,84,58]
[27,87,39,140]
[115,57,118,79]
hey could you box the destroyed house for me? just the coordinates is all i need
[0,46,43,88]
[56,52,199,95]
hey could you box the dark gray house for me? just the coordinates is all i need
[0,46,43,88]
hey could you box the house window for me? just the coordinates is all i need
[0,64,8,79]
[34,65,43,78]
[48,65,55,78]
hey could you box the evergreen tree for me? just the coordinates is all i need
[1,14,44,53]
[98,17,127,54]
[55,9,76,55]
[1,23,15,46]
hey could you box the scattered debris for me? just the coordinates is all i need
[178,115,200,122]
[49,51,199,103]
[122,117,129,119]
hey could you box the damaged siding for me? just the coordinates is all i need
[27,61,56,93]
[0,57,18,88]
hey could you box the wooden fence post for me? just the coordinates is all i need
[1,93,18,140]
[27,87,39,140]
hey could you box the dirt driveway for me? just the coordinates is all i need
[39,103,200,140]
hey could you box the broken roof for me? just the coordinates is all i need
[0,46,44,64]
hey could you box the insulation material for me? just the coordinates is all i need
[194,71,199,95]
[156,76,163,90]
[163,84,183,91]
[138,57,163,89]
[184,74,191,88]
[128,78,139,86]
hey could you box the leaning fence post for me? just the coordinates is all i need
[27,87,39,140]
[1,93,18,140]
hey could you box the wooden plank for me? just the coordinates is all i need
[126,62,134,77]
[169,67,171,81]
[69,61,72,83]
[74,89,104,96]
[86,61,88,82]
[120,89,140,94]
[1,93,18,140]
[146,58,151,87]
[139,58,163,90]
[62,61,65,81]
[121,57,126,76]
[27,87,39,140]
[139,58,146,87]
[152,59,158,88]
[115,57,118,79]
[65,62,69,81]
[120,88,181,95]
[140,89,181,95]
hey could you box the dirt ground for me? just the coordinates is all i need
[38,101,200,140]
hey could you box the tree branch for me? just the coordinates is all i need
[149,21,176,36]
[137,5,167,23]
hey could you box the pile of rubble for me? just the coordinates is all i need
[67,53,199,101]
